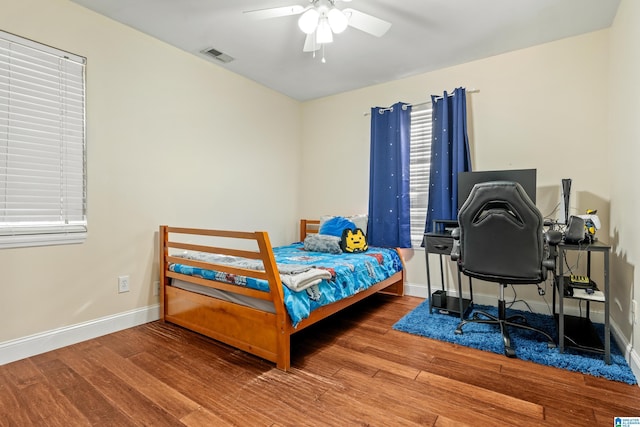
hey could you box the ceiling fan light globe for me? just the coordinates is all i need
[298,9,319,34]
[327,8,348,33]
[316,18,333,44]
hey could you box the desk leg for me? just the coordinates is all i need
[425,249,433,314]
[457,268,463,320]
[552,273,557,317]
[604,250,611,364]
[558,246,565,354]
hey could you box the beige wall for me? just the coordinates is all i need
[300,30,610,303]
[608,0,640,370]
[0,0,302,343]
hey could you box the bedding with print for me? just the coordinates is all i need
[170,242,403,327]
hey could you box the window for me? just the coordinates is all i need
[0,31,86,249]
[409,104,432,247]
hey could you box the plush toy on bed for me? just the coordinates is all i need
[340,228,368,253]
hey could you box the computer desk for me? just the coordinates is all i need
[553,240,611,364]
[423,221,473,319]
[425,225,611,363]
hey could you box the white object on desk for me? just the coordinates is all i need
[572,288,605,302]
[577,214,601,229]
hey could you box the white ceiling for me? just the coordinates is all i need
[69,0,620,101]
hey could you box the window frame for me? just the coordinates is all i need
[409,103,432,248]
[0,31,87,249]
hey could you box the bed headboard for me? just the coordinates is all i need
[299,219,320,241]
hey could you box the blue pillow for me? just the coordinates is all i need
[319,216,356,237]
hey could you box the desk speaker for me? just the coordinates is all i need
[564,215,585,243]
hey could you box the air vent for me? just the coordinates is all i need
[201,47,234,63]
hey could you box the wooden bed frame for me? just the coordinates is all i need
[159,219,405,371]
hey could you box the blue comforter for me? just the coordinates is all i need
[169,242,403,327]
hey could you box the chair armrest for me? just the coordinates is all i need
[542,230,562,274]
[451,227,460,240]
[450,227,460,261]
[545,230,562,246]
[542,259,556,270]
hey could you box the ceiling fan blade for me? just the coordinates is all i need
[303,33,321,52]
[243,5,305,20]
[343,8,391,37]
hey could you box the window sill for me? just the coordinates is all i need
[0,232,87,249]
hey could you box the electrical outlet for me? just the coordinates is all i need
[118,275,130,293]
[153,281,160,296]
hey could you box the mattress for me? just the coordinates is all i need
[171,277,276,313]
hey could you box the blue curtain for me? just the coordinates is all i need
[425,87,472,232]
[367,102,412,248]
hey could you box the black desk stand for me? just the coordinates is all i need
[553,240,610,364]
[424,221,473,319]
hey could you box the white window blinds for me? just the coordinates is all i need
[0,31,87,248]
[409,104,432,247]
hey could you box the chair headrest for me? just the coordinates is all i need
[459,181,540,227]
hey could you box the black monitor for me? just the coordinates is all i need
[457,168,537,210]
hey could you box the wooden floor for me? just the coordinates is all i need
[1,295,639,426]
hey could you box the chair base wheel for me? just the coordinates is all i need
[504,347,516,358]
[455,328,463,335]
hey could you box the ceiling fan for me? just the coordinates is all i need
[243,0,392,57]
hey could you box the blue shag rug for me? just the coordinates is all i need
[393,299,637,385]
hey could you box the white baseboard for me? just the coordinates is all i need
[629,347,640,385]
[405,282,429,299]
[613,321,640,386]
[0,304,160,366]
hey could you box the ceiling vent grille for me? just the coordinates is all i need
[202,47,234,63]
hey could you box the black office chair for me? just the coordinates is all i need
[450,181,562,357]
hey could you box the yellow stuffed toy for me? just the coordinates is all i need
[340,228,368,253]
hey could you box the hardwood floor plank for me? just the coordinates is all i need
[86,366,185,427]
[372,369,545,427]
[33,357,135,427]
[415,369,545,421]
[65,343,203,419]
[331,366,439,425]
[318,387,428,426]
[179,407,237,426]
[0,369,48,426]
[226,368,356,426]
[127,350,277,425]
[3,358,47,390]
[433,416,475,427]
[310,339,422,380]
[334,366,523,427]
[2,359,99,426]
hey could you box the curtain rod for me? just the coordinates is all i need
[363,88,479,116]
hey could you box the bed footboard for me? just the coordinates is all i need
[160,225,292,370]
